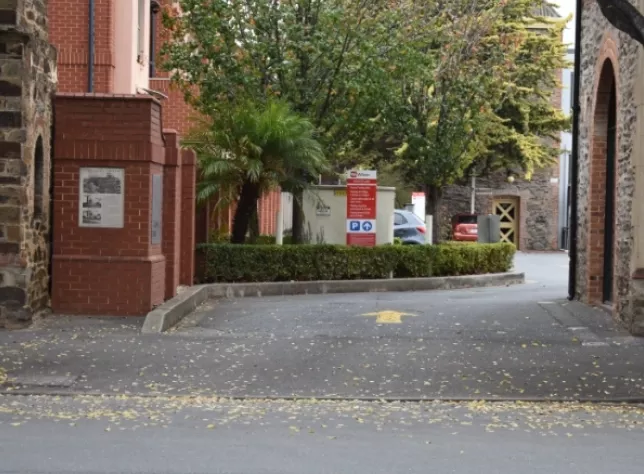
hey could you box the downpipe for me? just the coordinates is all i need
[568,0,583,300]
[88,0,95,92]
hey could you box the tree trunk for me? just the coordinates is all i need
[231,179,260,244]
[248,207,259,244]
[424,185,443,244]
[291,190,305,244]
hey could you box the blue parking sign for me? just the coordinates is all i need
[350,221,361,231]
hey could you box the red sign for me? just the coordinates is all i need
[346,170,377,246]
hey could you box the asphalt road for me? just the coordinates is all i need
[1,395,644,474]
[2,252,644,400]
[2,253,644,473]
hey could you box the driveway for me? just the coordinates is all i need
[2,251,643,400]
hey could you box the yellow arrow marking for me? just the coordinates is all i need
[361,310,416,324]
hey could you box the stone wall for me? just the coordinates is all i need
[442,166,559,250]
[576,1,639,330]
[0,0,57,327]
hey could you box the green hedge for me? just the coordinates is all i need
[197,242,515,283]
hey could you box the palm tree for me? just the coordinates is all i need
[184,99,328,244]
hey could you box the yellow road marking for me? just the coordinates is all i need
[361,310,416,324]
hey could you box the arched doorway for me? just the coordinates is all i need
[588,60,617,304]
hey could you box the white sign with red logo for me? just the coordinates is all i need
[346,170,377,246]
[411,192,425,221]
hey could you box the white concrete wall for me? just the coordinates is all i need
[302,185,395,245]
[114,0,151,94]
[281,192,293,233]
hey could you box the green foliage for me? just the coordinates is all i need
[367,1,569,240]
[197,243,515,283]
[252,235,295,245]
[433,243,515,277]
[164,0,568,244]
[184,99,327,204]
[162,0,396,166]
[473,6,572,179]
[183,99,328,243]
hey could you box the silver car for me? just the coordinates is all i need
[393,210,427,244]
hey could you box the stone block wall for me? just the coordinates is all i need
[442,166,559,250]
[0,0,57,327]
[576,1,638,328]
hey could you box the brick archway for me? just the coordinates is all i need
[587,59,618,305]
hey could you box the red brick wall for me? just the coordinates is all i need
[180,149,197,285]
[49,0,115,93]
[151,1,195,135]
[585,35,621,307]
[162,131,182,298]
[587,60,617,304]
[259,190,281,235]
[52,94,169,316]
[149,79,196,135]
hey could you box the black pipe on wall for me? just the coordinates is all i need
[88,0,95,92]
[150,1,161,78]
[568,0,583,300]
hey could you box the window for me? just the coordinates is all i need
[394,213,407,226]
[455,215,478,225]
[33,136,44,220]
[406,212,425,226]
[137,0,146,63]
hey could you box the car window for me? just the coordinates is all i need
[406,213,425,226]
[457,215,478,224]
[394,213,407,225]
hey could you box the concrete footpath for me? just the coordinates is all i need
[1,253,643,401]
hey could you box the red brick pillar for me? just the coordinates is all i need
[180,149,196,286]
[51,94,167,316]
[162,130,182,299]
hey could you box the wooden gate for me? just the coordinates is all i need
[493,198,519,246]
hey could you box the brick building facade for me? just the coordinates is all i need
[51,94,196,315]
[43,1,199,316]
[574,0,644,334]
[440,6,563,250]
[0,0,57,327]
[49,0,281,242]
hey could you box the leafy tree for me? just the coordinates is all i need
[372,0,511,240]
[373,0,569,241]
[183,99,327,244]
[161,0,397,242]
[471,6,570,179]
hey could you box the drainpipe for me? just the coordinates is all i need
[150,1,161,77]
[568,0,583,300]
[88,0,95,92]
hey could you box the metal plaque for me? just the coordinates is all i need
[79,167,125,228]
[151,174,163,245]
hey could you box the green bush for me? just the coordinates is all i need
[197,242,515,283]
[206,233,293,245]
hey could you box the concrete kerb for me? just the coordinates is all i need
[141,285,210,334]
[142,272,525,333]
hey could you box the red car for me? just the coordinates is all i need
[451,213,478,242]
